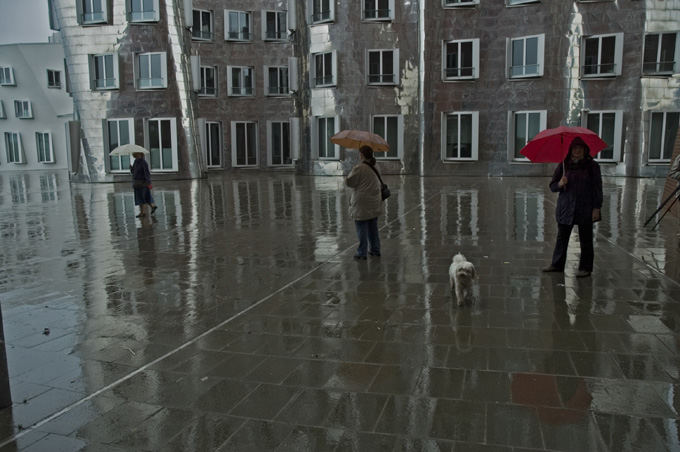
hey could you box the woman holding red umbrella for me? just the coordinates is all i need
[542,137,603,277]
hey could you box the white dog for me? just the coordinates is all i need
[449,253,476,306]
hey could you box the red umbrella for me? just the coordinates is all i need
[520,126,608,163]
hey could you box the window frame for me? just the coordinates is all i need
[264,66,290,96]
[78,0,109,25]
[136,51,168,89]
[227,66,255,96]
[90,53,119,90]
[442,39,480,81]
[508,110,547,161]
[204,120,222,168]
[127,0,160,23]
[308,0,335,25]
[192,8,214,41]
[47,69,61,88]
[581,33,624,78]
[647,111,680,163]
[145,117,178,172]
[506,0,539,5]
[0,66,15,86]
[443,0,479,7]
[231,121,259,167]
[366,49,399,85]
[363,0,395,21]
[642,31,680,76]
[267,120,293,166]
[507,34,545,79]
[199,65,217,97]
[225,10,252,42]
[14,100,33,119]
[312,115,340,160]
[441,111,479,162]
[582,110,623,163]
[35,131,55,164]
[372,114,403,160]
[4,132,24,164]
[106,118,135,173]
[311,50,337,88]
[262,10,288,41]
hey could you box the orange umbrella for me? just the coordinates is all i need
[330,130,390,152]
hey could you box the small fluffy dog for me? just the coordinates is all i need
[449,253,476,306]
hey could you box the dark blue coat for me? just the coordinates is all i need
[130,158,151,185]
[549,158,603,225]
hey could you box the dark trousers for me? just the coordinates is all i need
[550,222,594,272]
[354,218,380,257]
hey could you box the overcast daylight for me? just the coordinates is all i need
[0,0,51,44]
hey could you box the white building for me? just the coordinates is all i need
[0,42,73,172]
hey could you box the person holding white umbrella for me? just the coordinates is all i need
[126,148,156,218]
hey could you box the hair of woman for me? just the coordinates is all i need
[359,145,376,166]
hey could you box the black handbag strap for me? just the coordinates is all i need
[364,161,385,185]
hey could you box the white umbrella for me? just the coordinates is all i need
[110,143,150,156]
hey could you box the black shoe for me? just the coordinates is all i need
[542,265,563,273]
[369,251,381,257]
[353,255,367,260]
[151,205,157,214]
[576,270,591,278]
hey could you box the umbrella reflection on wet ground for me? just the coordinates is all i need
[0,170,679,450]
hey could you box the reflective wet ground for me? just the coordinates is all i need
[0,171,679,451]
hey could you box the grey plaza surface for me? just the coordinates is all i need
[0,171,679,451]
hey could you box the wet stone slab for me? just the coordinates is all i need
[0,172,680,450]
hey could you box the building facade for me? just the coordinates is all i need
[0,43,73,172]
[48,0,680,181]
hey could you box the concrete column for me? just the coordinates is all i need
[0,303,11,409]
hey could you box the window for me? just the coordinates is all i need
[441,111,479,161]
[127,0,159,22]
[364,0,394,20]
[583,110,623,162]
[78,0,108,24]
[507,0,539,5]
[263,11,287,40]
[90,54,118,89]
[309,0,334,24]
[367,49,399,85]
[225,10,252,41]
[200,66,216,96]
[228,66,255,96]
[643,32,679,75]
[508,34,544,78]
[107,118,134,172]
[311,51,336,87]
[268,121,291,166]
[231,121,258,167]
[373,115,402,159]
[205,121,221,167]
[147,117,177,171]
[510,110,546,160]
[0,101,5,119]
[4,132,23,163]
[582,33,623,77]
[0,66,15,86]
[192,9,213,40]
[14,100,32,119]
[36,132,54,163]
[314,116,338,159]
[443,39,479,80]
[265,66,289,95]
[47,69,61,88]
[136,52,167,89]
[648,111,679,162]
[444,0,479,6]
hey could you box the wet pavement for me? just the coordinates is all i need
[0,170,679,451]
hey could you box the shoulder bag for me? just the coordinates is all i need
[364,162,391,200]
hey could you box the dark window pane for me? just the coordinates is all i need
[649,112,663,160]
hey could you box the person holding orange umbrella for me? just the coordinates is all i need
[542,137,603,277]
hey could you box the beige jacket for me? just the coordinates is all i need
[346,162,382,221]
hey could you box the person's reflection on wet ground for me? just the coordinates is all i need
[136,216,157,286]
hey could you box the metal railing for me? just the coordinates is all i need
[95,78,117,89]
[314,75,333,86]
[311,11,331,22]
[368,73,395,83]
[231,86,254,95]
[192,29,213,40]
[445,66,475,78]
[227,31,251,40]
[582,63,617,76]
[363,9,390,19]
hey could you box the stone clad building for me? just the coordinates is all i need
[46,0,679,182]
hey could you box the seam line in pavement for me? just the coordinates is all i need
[0,191,439,448]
